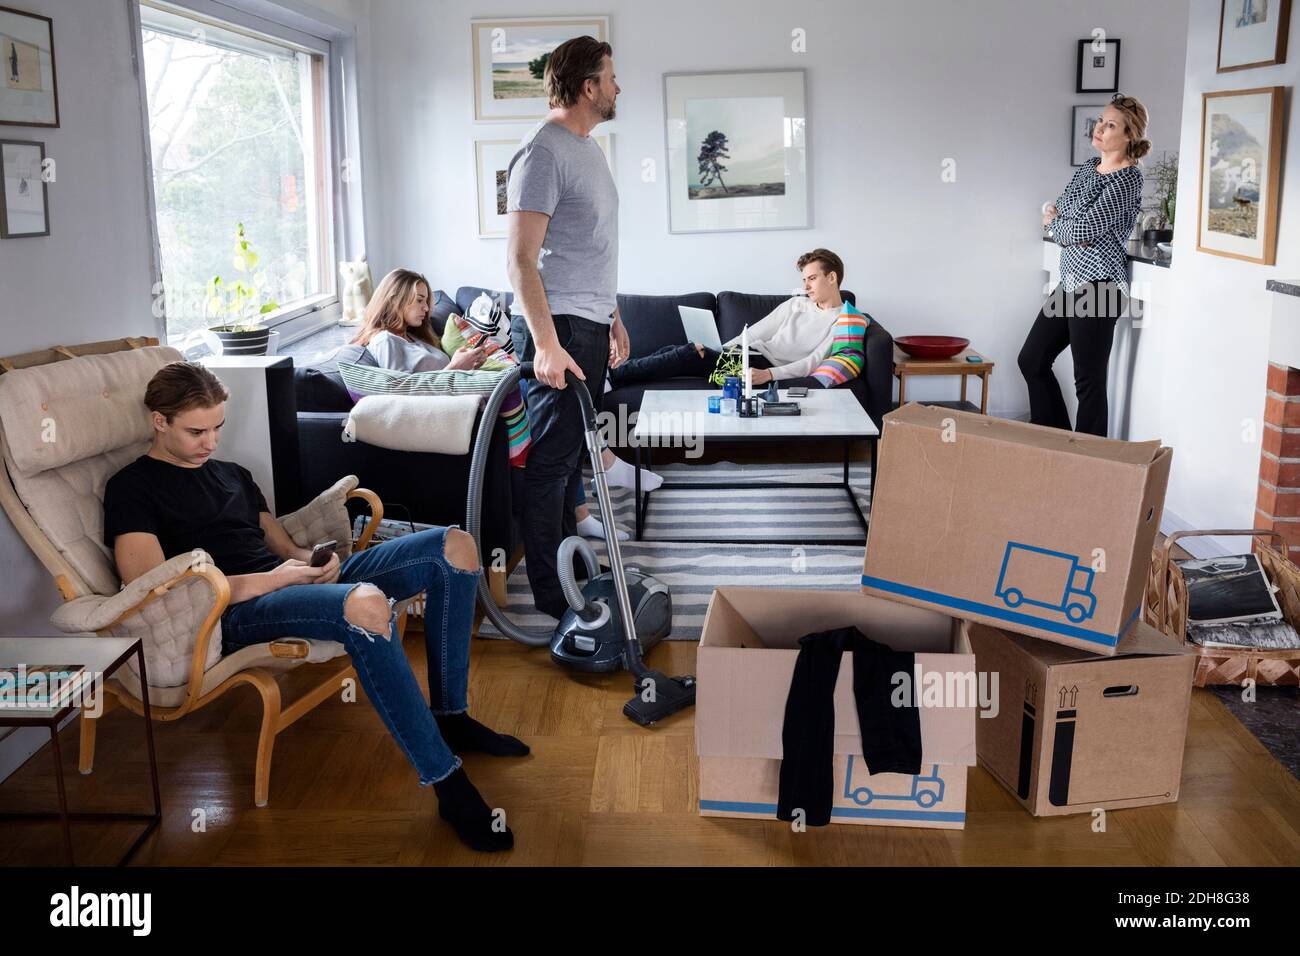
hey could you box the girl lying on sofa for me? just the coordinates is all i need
[349,269,658,541]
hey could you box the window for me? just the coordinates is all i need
[139,1,336,342]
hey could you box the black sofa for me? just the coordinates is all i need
[450,285,895,429]
[293,303,519,564]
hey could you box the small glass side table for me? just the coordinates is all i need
[0,636,160,866]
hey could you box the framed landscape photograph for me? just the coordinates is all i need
[663,69,808,234]
[475,132,611,237]
[1196,87,1285,264]
[1071,104,1108,165]
[1076,38,1121,93]
[1218,0,1290,72]
[0,5,59,127]
[0,138,49,237]
[471,16,609,122]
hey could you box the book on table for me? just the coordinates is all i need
[0,664,90,710]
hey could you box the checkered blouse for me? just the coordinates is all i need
[1050,157,1144,294]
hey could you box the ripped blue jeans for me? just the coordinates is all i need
[219,527,478,784]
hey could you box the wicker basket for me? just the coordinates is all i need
[1144,529,1300,688]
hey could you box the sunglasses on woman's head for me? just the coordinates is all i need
[1110,94,1137,108]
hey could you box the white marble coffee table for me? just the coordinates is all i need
[629,388,879,544]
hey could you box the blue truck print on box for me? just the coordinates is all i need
[995,542,1097,623]
[843,756,946,809]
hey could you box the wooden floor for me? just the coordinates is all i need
[1,624,1297,867]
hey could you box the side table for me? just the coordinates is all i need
[0,636,160,866]
[893,346,994,414]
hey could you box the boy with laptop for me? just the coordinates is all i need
[607,249,849,389]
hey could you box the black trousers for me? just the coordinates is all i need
[607,343,719,387]
[510,312,610,617]
[1017,281,1125,437]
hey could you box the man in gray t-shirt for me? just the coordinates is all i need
[505,36,630,619]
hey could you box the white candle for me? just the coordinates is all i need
[742,324,751,399]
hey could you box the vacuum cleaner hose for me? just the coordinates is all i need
[556,536,599,613]
[465,363,554,646]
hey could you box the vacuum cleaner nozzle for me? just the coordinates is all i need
[622,671,697,726]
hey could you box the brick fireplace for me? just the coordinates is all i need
[1257,281,1300,559]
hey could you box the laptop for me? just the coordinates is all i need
[678,305,759,353]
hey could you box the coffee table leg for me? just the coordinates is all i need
[49,724,74,865]
[137,644,162,824]
[634,442,642,539]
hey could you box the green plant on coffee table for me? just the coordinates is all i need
[1147,151,1178,229]
[205,223,280,331]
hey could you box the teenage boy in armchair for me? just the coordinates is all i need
[102,361,525,853]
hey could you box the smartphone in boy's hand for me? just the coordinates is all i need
[309,541,338,567]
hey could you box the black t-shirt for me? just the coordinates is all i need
[103,455,281,575]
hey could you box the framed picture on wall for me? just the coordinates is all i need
[470,16,609,122]
[1218,0,1291,72]
[1076,38,1121,93]
[0,5,59,127]
[1071,104,1108,165]
[1196,87,1285,264]
[0,138,49,237]
[475,132,611,237]
[663,69,808,234]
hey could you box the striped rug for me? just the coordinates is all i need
[478,461,872,641]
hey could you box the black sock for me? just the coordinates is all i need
[435,711,531,756]
[433,767,514,852]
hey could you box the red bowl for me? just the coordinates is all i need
[895,335,970,360]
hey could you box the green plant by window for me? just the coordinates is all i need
[205,223,280,331]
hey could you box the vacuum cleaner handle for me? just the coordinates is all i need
[516,361,599,429]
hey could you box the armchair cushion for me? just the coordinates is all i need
[279,474,360,561]
[50,551,225,688]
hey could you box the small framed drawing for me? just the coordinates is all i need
[1076,38,1121,93]
[1218,0,1291,72]
[663,69,808,234]
[475,132,611,237]
[1071,104,1108,166]
[1196,87,1285,264]
[471,16,609,122]
[0,5,58,127]
[0,139,49,237]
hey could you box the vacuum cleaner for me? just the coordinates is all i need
[465,362,696,726]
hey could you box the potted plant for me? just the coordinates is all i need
[205,223,279,355]
[1143,151,1178,244]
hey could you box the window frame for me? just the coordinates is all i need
[130,0,365,349]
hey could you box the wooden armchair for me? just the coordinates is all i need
[0,339,396,806]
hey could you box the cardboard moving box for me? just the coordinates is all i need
[862,404,1172,655]
[696,587,977,829]
[958,619,1195,816]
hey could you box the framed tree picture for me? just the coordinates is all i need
[0,138,49,237]
[470,16,609,122]
[663,69,808,234]
[1071,104,1108,166]
[1196,87,1285,264]
[1218,0,1291,72]
[0,4,59,127]
[474,131,611,237]
[1076,38,1121,93]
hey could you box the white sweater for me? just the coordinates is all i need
[365,330,450,373]
[723,296,843,380]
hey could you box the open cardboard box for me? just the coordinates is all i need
[958,618,1195,816]
[862,404,1172,656]
[696,587,977,829]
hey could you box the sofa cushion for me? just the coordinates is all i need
[455,286,513,316]
[430,289,458,337]
[716,290,857,345]
[616,292,717,359]
[294,343,374,412]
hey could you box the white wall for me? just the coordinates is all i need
[1126,0,1299,551]
[0,0,162,634]
[362,0,1188,416]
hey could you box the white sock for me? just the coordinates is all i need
[576,513,630,541]
[605,454,663,492]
